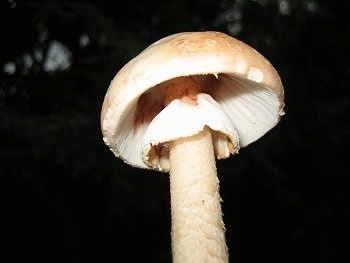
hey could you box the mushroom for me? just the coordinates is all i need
[101,31,285,262]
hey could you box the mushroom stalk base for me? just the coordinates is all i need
[169,126,229,263]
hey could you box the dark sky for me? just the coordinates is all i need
[0,0,349,262]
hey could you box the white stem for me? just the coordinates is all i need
[169,126,229,263]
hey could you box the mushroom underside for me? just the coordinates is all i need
[105,73,281,171]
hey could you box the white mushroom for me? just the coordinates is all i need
[101,31,285,263]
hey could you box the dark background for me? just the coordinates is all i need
[0,0,349,262]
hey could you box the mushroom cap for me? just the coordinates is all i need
[101,31,285,171]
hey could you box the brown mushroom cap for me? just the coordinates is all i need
[101,31,285,171]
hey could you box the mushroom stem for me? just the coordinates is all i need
[169,126,229,263]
